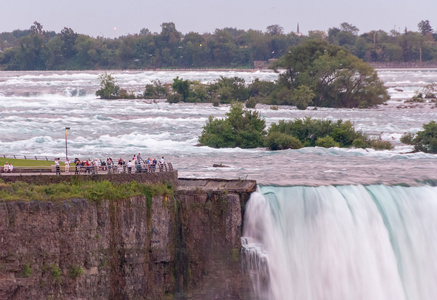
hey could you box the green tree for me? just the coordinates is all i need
[198,102,266,148]
[96,73,120,99]
[172,77,190,101]
[60,27,78,59]
[418,20,433,36]
[266,25,284,36]
[274,39,389,107]
[292,85,314,110]
[208,76,249,103]
[412,121,437,153]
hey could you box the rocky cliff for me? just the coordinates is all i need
[0,178,256,299]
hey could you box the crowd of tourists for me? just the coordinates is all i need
[1,154,168,175]
[54,153,167,175]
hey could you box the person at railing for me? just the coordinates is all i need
[85,159,91,174]
[106,158,113,173]
[137,153,142,162]
[136,160,142,173]
[8,163,14,173]
[153,158,157,172]
[141,160,147,173]
[91,159,97,175]
[75,158,80,175]
[101,160,107,171]
[127,160,134,173]
[65,158,70,173]
[146,157,153,172]
[55,158,61,176]
[2,162,9,173]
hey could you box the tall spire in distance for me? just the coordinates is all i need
[296,23,302,36]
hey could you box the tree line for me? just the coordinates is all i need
[1,20,436,70]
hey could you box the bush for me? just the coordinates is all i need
[400,132,414,145]
[268,117,369,148]
[358,101,369,108]
[50,264,62,282]
[315,136,340,148]
[292,85,314,110]
[245,97,257,108]
[188,81,209,103]
[68,266,84,280]
[352,138,370,148]
[248,79,276,98]
[330,121,362,147]
[208,76,249,103]
[172,77,191,101]
[144,80,167,99]
[412,121,437,153]
[409,93,424,102]
[96,73,120,99]
[265,132,302,150]
[167,93,182,103]
[22,263,32,277]
[370,138,393,150]
[198,101,266,148]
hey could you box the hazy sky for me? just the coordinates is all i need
[1,0,436,37]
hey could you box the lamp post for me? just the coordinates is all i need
[65,127,70,160]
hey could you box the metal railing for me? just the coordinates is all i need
[0,163,174,176]
[0,154,51,161]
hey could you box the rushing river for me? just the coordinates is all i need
[1,69,437,299]
[0,69,436,185]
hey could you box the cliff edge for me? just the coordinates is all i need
[0,178,256,299]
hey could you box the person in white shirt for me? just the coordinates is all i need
[160,156,165,165]
[127,160,134,173]
[55,158,61,175]
[65,158,70,173]
[3,162,8,173]
[8,163,14,173]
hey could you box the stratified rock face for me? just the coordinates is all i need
[0,180,256,299]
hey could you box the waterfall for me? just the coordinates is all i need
[241,185,437,300]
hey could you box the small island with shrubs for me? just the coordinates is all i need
[198,102,393,151]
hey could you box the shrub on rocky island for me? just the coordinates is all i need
[198,104,392,151]
[265,132,303,150]
[404,121,437,153]
[198,102,266,148]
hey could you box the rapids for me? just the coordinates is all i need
[0,69,437,185]
[1,69,437,299]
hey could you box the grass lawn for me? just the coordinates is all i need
[0,157,72,167]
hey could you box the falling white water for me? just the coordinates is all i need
[242,185,437,300]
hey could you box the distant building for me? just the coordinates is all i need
[254,61,269,69]
[254,59,277,69]
[296,23,302,37]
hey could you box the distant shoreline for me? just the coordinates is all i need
[1,64,437,73]
[369,62,437,69]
